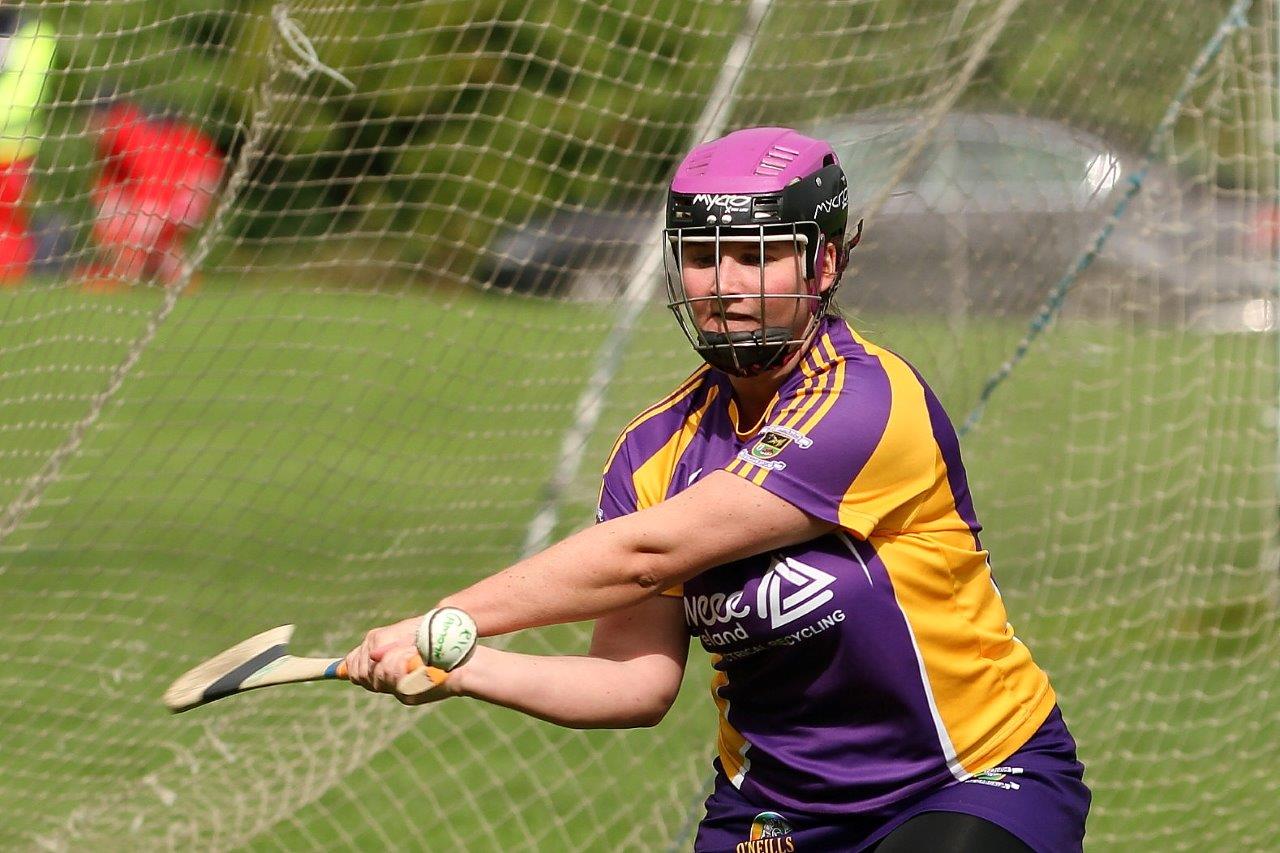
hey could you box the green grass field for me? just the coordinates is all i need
[1,280,1276,850]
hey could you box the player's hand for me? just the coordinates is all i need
[392,641,482,706]
[344,615,422,693]
[392,672,459,706]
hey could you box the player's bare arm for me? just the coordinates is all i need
[398,594,688,726]
[344,471,833,691]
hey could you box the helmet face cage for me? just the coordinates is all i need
[663,223,826,377]
[663,129,854,376]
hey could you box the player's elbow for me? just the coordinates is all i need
[600,514,690,595]
[586,659,682,729]
[630,687,680,728]
[621,547,684,596]
[635,669,683,728]
[628,708,668,729]
[597,694,676,729]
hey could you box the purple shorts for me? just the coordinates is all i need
[694,706,1090,853]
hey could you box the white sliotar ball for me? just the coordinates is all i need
[415,607,477,671]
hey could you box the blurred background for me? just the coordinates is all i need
[0,1,1276,850]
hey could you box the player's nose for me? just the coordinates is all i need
[713,254,758,295]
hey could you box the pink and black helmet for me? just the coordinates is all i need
[663,127,859,376]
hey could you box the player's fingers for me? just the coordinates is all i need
[347,634,379,689]
[347,617,420,690]
[368,644,402,690]
[343,646,367,688]
[371,645,415,693]
[361,635,395,674]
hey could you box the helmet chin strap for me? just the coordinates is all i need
[695,327,798,377]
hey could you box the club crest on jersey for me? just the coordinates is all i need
[738,811,796,852]
[750,432,790,460]
[742,425,811,468]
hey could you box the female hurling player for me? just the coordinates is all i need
[346,127,1090,853]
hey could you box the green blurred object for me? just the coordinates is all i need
[0,12,57,163]
[28,0,1268,282]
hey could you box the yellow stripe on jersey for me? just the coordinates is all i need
[631,385,720,510]
[630,383,720,599]
[833,336,936,537]
[722,347,820,478]
[599,366,710,600]
[748,334,847,489]
[771,340,829,433]
[731,349,823,484]
[794,335,845,435]
[600,365,711,477]
[850,334,1055,773]
[875,530,1056,775]
[710,662,751,787]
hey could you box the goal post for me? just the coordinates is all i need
[0,1,1276,850]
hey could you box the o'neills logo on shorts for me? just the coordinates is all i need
[736,811,796,853]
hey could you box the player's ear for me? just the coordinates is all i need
[816,240,839,294]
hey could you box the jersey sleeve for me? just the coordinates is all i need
[596,430,686,598]
[596,436,639,524]
[723,342,939,539]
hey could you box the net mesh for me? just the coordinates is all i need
[1,1,1276,850]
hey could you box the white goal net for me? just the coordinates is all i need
[1,1,1276,850]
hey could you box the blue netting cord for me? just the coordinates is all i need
[959,0,1256,437]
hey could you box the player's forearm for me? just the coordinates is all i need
[436,473,825,639]
[440,518,687,637]
[449,645,676,729]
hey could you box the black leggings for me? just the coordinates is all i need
[872,811,1033,853]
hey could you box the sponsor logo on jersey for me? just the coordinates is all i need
[757,557,835,628]
[595,506,606,523]
[685,556,843,655]
[736,811,796,852]
[964,765,1024,791]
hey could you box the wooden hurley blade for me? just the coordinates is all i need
[163,625,344,713]
[164,625,435,713]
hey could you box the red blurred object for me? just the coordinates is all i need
[1248,203,1280,255]
[88,103,224,288]
[0,157,35,285]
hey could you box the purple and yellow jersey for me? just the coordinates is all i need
[597,317,1057,815]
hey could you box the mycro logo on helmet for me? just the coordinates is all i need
[692,193,753,212]
[813,187,848,218]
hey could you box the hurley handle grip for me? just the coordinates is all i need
[336,654,447,697]
[397,654,450,696]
